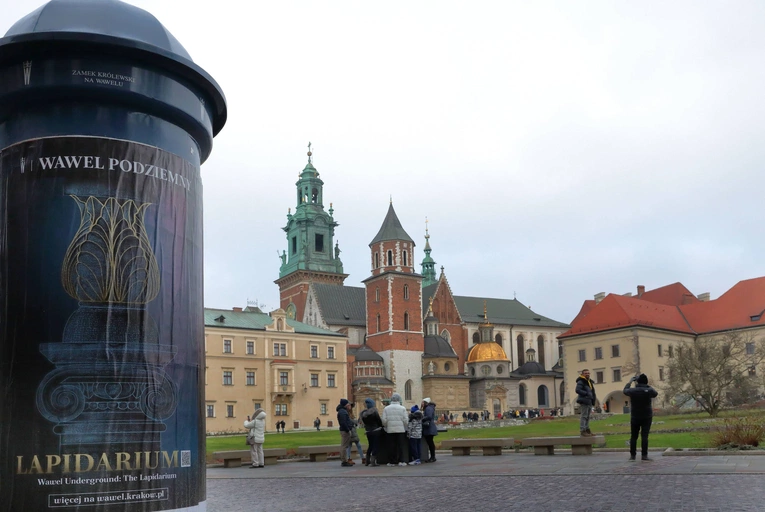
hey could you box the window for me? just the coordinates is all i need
[595,371,604,384]
[537,335,546,368]
[376,314,381,332]
[291,236,297,255]
[206,404,215,418]
[481,365,491,376]
[668,345,674,358]
[246,341,255,355]
[473,332,480,344]
[496,365,503,374]
[658,344,663,357]
[327,346,335,359]
[315,233,324,252]
[403,285,409,300]
[253,402,261,411]
[404,312,409,330]
[246,371,255,386]
[442,330,451,342]
[327,374,336,388]
[611,345,620,358]
[746,342,755,355]
[495,333,503,345]
[594,347,603,360]
[375,287,380,302]
[374,253,379,269]
[403,250,408,266]
[405,380,412,401]
[578,349,586,362]
[226,404,234,418]
[659,367,665,381]
[273,343,287,356]
[519,384,527,405]
[470,367,475,376]
[612,368,622,382]
[320,403,327,415]
[558,342,564,360]
[223,339,232,353]
[517,335,525,365]
[223,371,233,386]
[537,385,549,407]
[444,362,451,372]
[310,373,319,387]
[279,371,289,386]
[275,404,288,416]
[387,250,393,266]
[310,345,318,358]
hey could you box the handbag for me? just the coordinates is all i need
[246,435,255,446]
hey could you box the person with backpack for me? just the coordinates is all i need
[623,373,659,461]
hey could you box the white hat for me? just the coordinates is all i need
[423,397,431,404]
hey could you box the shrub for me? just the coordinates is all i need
[711,416,765,448]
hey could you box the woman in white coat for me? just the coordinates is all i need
[244,408,266,468]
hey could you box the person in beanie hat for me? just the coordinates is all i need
[244,408,266,468]
[359,398,383,466]
[407,405,423,465]
[624,373,658,461]
[337,398,353,466]
[381,393,408,466]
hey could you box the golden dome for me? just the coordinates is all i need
[467,343,509,363]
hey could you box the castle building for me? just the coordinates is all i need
[278,149,570,414]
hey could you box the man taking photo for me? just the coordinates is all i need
[623,373,659,461]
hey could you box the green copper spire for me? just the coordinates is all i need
[421,218,437,286]
[279,145,344,278]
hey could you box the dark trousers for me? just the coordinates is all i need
[389,433,406,464]
[409,437,421,461]
[630,416,652,457]
[365,430,380,459]
[424,435,436,460]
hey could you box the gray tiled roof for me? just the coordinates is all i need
[204,308,343,336]
[369,203,414,245]
[424,335,458,358]
[453,295,570,328]
[349,345,383,362]
[313,283,366,327]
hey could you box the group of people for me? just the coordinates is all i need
[274,420,286,433]
[336,394,439,467]
[576,368,658,460]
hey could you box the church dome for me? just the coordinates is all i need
[515,361,547,375]
[467,342,509,363]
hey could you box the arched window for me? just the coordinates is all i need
[403,250,408,266]
[404,312,409,330]
[472,332,480,344]
[375,287,380,303]
[559,381,565,404]
[441,329,451,343]
[311,187,318,203]
[537,335,546,368]
[374,252,379,269]
[519,384,527,406]
[405,380,413,401]
[387,250,393,266]
[376,314,381,332]
[537,385,549,407]
[558,341,563,361]
[277,319,283,330]
[495,333,503,345]
[403,285,409,300]
[517,335,525,366]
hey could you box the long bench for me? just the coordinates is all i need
[212,448,287,468]
[521,436,605,455]
[296,444,359,462]
[440,438,514,456]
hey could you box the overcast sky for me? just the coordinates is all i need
[5,1,765,324]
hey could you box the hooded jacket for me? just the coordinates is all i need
[336,402,352,432]
[381,394,408,434]
[623,380,658,419]
[359,401,383,433]
[422,401,438,437]
[408,410,423,439]
[243,409,266,444]
[575,375,597,406]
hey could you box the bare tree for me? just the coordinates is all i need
[663,331,765,417]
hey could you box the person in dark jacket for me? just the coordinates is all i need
[359,398,383,466]
[624,373,659,461]
[421,398,438,462]
[575,369,597,436]
[337,398,353,467]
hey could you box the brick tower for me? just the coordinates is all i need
[363,202,424,402]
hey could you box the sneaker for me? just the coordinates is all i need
[341,461,352,467]
[249,464,257,469]
[398,462,407,467]
[414,459,421,465]
[429,458,437,463]
[408,461,416,465]
[628,456,636,462]
[641,457,652,462]
[387,463,395,467]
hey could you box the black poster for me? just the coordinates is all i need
[0,136,205,511]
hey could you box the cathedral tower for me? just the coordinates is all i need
[363,202,424,402]
[275,146,347,321]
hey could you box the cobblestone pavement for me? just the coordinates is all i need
[206,453,765,512]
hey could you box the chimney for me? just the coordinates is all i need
[697,292,710,302]
[637,285,645,297]
[232,307,243,312]
[594,292,605,304]
[623,292,632,297]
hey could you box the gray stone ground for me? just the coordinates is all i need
[206,452,765,511]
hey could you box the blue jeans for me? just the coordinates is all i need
[580,405,591,431]
[409,437,421,462]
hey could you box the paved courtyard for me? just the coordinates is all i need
[206,451,765,511]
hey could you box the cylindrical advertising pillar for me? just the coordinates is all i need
[0,1,226,510]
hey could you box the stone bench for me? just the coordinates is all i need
[296,444,359,462]
[521,436,605,455]
[213,448,287,468]
[440,438,514,456]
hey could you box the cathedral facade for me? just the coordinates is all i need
[277,150,571,414]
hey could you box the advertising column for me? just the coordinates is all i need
[0,1,227,511]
